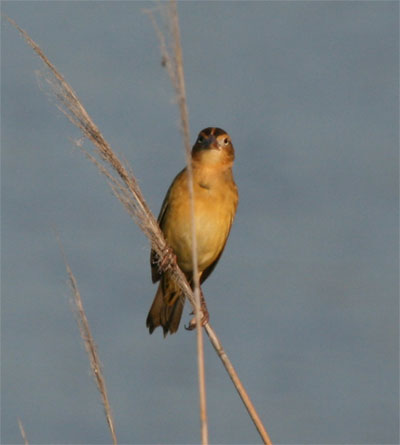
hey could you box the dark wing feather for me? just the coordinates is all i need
[150,168,186,283]
[150,192,170,283]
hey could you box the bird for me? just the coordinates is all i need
[146,127,239,336]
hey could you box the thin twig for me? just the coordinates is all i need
[55,237,117,445]
[6,15,272,445]
[17,418,29,445]
[205,325,272,444]
[163,2,208,443]
[144,4,209,442]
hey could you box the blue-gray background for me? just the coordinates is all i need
[2,2,398,444]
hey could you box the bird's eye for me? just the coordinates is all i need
[197,135,204,143]
[223,137,230,145]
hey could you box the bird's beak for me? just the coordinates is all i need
[205,135,220,150]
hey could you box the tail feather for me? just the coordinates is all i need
[146,280,185,336]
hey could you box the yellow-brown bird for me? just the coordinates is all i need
[146,127,238,336]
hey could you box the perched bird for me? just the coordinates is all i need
[146,127,239,336]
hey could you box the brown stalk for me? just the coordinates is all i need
[6,14,272,445]
[56,238,117,445]
[148,2,209,443]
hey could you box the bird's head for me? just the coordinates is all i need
[191,127,235,168]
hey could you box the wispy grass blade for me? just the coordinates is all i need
[18,418,29,445]
[144,2,208,442]
[56,238,117,445]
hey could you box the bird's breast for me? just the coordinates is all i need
[164,174,237,274]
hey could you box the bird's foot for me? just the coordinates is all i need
[157,245,177,274]
[185,294,209,331]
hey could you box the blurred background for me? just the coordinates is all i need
[2,2,398,444]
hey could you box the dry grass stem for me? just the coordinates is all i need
[60,245,117,445]
[204,325,273,444]
[147,2,209,443]
[17,418,28,445]
[7,13,272,445]
[4,16,192,303]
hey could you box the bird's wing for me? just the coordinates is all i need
[150,168,186,283]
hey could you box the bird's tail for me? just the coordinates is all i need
[146,276,185,336]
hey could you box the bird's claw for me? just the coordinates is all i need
[157,246,177,274]
[184,301,209,331]
[184,311,209,331]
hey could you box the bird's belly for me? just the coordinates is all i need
[166,200,231,274]
[195,212,228,269]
